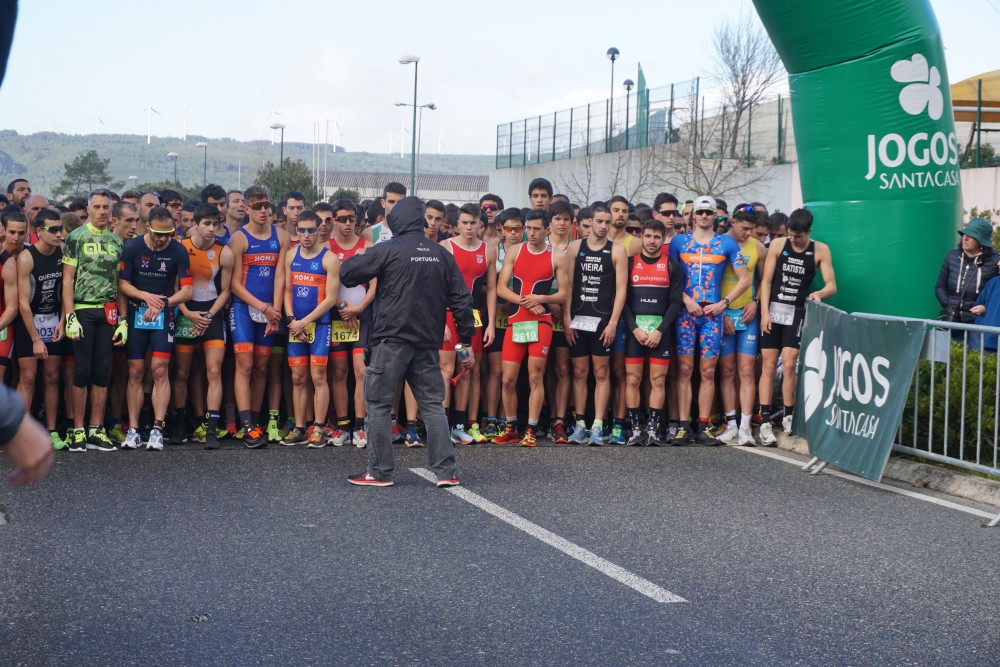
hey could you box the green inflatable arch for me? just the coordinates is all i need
[753,0,961,317]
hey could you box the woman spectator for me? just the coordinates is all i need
[935,218,998,327]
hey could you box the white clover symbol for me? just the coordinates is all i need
[891,54,943,120]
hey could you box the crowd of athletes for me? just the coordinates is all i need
[0,175,834,453]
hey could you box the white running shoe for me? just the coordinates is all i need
[122,428,142,450]
[737,427,755,446]
[146,429,164,451]
[782,414,794,435]
[451,425,474,445]
[718,425,739,444]
[759,422,776,446]
[353,429,367,448]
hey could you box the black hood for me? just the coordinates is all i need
[387,196,425,236]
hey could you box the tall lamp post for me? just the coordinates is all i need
[623,79,634,150]
[166,152,178,187]
[270,123,285,197]
[399,55,420,194]
[606,47,619,151]
[196,141,208,185]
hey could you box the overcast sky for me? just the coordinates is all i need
[1,0,996,155]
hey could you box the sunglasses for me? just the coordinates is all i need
[626,227,641,235]
[249,200,271,211]
[150,227,176,236]
[659,210,681,217]
[737,205,757,215]
[694,209,715,216]
[673,223,688,231]
[481,204,499,211]
[41,225,63,233]
[297,227,319,236]
[335,215,357,223]
[166,202,183,209]
[503,225,523,233]
[318,216,334,224]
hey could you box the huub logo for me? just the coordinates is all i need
[865,53,958,189]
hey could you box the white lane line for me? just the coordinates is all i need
[737,447,996,519]
[409,467,687,604]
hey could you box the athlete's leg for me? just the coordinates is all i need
[625,361,644,409]
[719,351,738,416]
[16,357,36,412]
[552,346,571,421]
[126,358,146,428]
[649,362,668,410]
[737,353,757,418]
[780,347,801,411]
[289,362,310,429]
[204,345,225,415]
[526,356,548,422]
[500,361,520,421]
[330,352,350,421]
[697,356,719,421]
[439,349,456,409]
[758,348,780,411]
[150,355,172,423]
[487,350,503,419]
[592,354,612,421]
[41,356,61,431]
[310,361,330,431]
[676,354,695,422]
[173,347,195,415]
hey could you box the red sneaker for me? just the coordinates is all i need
[551,421,568,444]
[491,422,520,445]
[347,471,393,487]
[519,427,537,447]
[436,477,461,488]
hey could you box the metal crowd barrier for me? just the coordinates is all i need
[853,312,1000,525]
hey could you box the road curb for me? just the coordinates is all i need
[775,432,1000,509]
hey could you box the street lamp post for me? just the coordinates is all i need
[623,79,634,150]
[395,101,436,196]
[166,152,178,187]
[606,47,619,151]
[270,123,285,197]
[196,141,208,185]
[399,55,420,194]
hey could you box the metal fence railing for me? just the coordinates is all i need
[495,77,796,170]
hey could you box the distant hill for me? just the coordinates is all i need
[0,130,494,197]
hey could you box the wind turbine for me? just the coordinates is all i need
[177,99,198,141]
[96,108,105,135]
[399,124,410,159]
[141,91,161,144]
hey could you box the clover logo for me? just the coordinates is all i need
[802,331,827,421]
[891,54,943,120]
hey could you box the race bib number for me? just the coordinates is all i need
[104,302,118,325]
[175,314,197,339]
[135,307,164,330]
[635,315,662,334]
[33,313,59,343]
[473,309,483,328]
[249,305,268,324]
[511,320,538,344]
[569,315,601,332]
[725,308,747,331]
[552,318,565,333]
[495,309,509,329]
[303,322,316,343]
[768,302,796,326]
[331,320,360,343]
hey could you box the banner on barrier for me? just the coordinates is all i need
[793,302,925,482]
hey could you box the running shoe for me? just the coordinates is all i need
[266,417,282,443]
[694,427,720,446]
[225,418,240,439]
[782,415,794,436]
[204,431,221,450]
[167,425,186,446]
[122,428,142,450]
[492,423,520,445]
[191,422,208,444]
[673,425,692,446]
[483,421,500,440]
[551,421,568,445]
[602,425,611,442]
[328,426,350,447]
[436,477,461,488]
[759,422,777,446]
[718,425,739,445]
[588,424,604,447]
[87,427,117,452]
[519,427,537,447]
[305,425,326,448]
[352,428,368,448]
[706,422,727,439]
[347,471,393,487]
[146,429,164,451]
[108,422,127,445]
[666,424,679,443]
[466,423,488,443]
[279,418,296,439]
[646,425,662,447]
[244,426,267,449]
[404,428,425,448]
[391,423,404,443]
[50,431,68,451]
[737,427,755,447]
[567,423,588,444]
[68,428,87,453]
[626,427,646,447]
[451,425,474,445]
[281,426,307,446]
[608,423,625,445]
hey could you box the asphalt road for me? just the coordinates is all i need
[0,440,997,666]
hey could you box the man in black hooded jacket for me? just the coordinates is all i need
[340,196,475,487]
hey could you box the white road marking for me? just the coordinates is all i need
[738,447,996,519]
[409,467,687,604]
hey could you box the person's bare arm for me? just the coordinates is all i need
[758,237,785,334]
[495,245,521,306]
[809,241,837,301]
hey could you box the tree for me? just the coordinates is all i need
[254,158,321,204]
[711,17,784,159]
[55,150,124,198]
[328,187,360,203]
